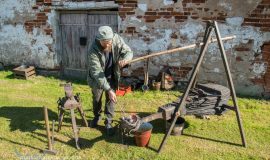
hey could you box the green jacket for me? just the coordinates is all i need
[87,33,133,91]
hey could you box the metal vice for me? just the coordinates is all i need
[57,83,88,149]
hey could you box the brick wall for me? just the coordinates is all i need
[17,0,270,96]
[243,0,270,32]
[24,0,52,35]
[252,43,270,96]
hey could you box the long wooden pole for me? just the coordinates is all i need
[126,35,236,64]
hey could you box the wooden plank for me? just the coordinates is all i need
[26,70,36,77]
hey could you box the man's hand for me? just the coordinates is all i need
[108,89,117,103]
[119,60,128,68]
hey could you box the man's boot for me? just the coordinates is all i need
[90,116,101,128]
[105,123,115,136]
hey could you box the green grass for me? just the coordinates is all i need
[0,70,269,160]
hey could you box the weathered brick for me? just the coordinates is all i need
[175,15,188,19]
[145,11,157,16]
[44,8,51,12]
[191,16,199,19]
[163,15,173,19]
[235,47,250,51]
[32,5,38,9]
[167,8,174,11]
[236,56,243,61]
[126,26,136,31]
[261,0,270,4]
[244,18,260,23]
[158,12,171,16]
[123,3,137,7]
[126,11,135,15]
[192,0,205,3]
[171,12,184,16]
[119,7,134,12]
[144,15,161,20]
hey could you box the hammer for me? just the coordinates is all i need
[43,106,57,155]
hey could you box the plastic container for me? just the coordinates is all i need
[134,122,153,147]
[116,84,132,96]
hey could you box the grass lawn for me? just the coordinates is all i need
[0,70,269,160]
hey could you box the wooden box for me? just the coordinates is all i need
[13,65,36,79]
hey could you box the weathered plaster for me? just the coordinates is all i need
[0,24,55,68]
[191,0,262,17]
[1,0,269,96]
[0,0,35,24]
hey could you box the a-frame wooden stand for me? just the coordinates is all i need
[158,21,247,153]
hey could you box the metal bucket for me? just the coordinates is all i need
[166,117,185,136]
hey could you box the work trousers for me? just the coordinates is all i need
[92,82,116,125]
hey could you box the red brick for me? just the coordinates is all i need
[260,18,270,23]
[236,56,243,61]
[184,12,191,15]
[191,16,199,19]
[261,0,270,4]
[158,12,171,16]
[184,8,193,12]
[175,19,185,22]
[167,8,174,11]
[115,0,125,5]
[235,47,250,51]
[217,17,226,21]
[32,5,38,9]
[125,0,137,3]
[119,7,134,12]
[192,0,205,3]
[163,15,173,19]
[36,12,46,17]
[126,26,136,31]
[171,12,184,16]
[175,15,188,19]
[145,11,157,15]
[123,3,137,7]
[251,78,265,84]
[261,27,270,32]
[144,15,161,20]
[44,8,51,12]
[145,19,155,23]
[36,2,43,6]
[126,11,135,15]
[244,18,260,23]
[118,11,126,17]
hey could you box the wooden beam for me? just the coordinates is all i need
[127,35,236,64]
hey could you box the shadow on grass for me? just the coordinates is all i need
[60,125,137,150]
[0,136,43,151]
[0,106,58,132]
[182,133,243,147]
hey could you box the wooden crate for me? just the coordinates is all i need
[13,66,36,79]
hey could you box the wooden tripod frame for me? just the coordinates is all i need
[157,21,247,153]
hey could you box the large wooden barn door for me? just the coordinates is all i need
[60,11,118,79]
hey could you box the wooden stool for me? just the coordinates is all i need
[57,83,88,149]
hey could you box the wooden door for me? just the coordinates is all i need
[60,11,118,79]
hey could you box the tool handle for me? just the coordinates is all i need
[44,106,52,150]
